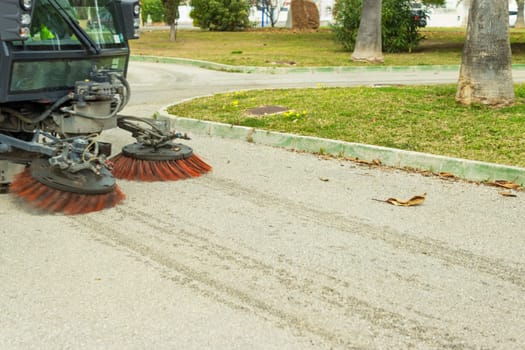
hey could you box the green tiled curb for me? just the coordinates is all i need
[130,55,462,74]
[159,112,525,186]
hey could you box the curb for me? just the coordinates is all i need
[159,111,525,186]
[130,55,462,74]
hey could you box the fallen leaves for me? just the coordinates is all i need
[437,172,456,179]
[307,150,524,202]
[486,180,523,191]
[351,158,382,166]
[373,193,427,207]
[499,191,517,198]
[486,180,521,198]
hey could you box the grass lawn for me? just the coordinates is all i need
[167,85,525,168]
[131,27,525,67]
[131,27,525,168]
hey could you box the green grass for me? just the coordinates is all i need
[167,85,525,168]
[131,27,525,67]
[133,27,525,167]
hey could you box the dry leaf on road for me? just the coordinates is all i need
[499,191,517,197]
[373,193,427,207]
[487,180,522,190]
[349,157,382,166]
[438,172,456,179]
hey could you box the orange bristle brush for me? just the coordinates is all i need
[9,159,125,215]
[110,142,211,182]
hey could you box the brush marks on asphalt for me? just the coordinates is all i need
[71,173,525,349]
[204,177,525,290]
[72,212,466,349]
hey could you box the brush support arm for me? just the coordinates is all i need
[0,133,56,157]
[117,115,190,149]
[0,131,111,175]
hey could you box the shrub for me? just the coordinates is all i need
[331,0,361,52]
[141,0,165,24]
[332,0,424,53]
[382,0,422,52]
[190,0,250,31]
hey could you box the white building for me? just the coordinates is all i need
[429,0,518,27]
[251,0,521,28]
[247,0,336,27]
[175,0,520,29]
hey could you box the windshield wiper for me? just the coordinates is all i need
[48,0,101,54]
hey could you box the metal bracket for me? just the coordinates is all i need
[117,115,190,149]
[0,133,55,156]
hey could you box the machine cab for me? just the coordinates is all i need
[0,0,140,103]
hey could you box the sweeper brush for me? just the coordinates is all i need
[110,143,211,181]
[2,130,126,215]
[10,158,125,215]
[110,116,212,181]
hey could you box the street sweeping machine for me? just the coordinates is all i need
[0,0,211,214]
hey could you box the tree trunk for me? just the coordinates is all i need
[351,0,383,63]
[456,0,514,107]
[516,0,525,28]
[169,20,177,42]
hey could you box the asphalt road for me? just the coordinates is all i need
[1,62,525,349]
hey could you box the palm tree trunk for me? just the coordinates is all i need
[456,0,514,107]
[351,0,383,63]
[169,20,177,42]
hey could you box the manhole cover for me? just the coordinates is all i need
[245,105,289,117]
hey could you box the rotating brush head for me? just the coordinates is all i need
[110,142,212,182]
[9,159,125,215]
